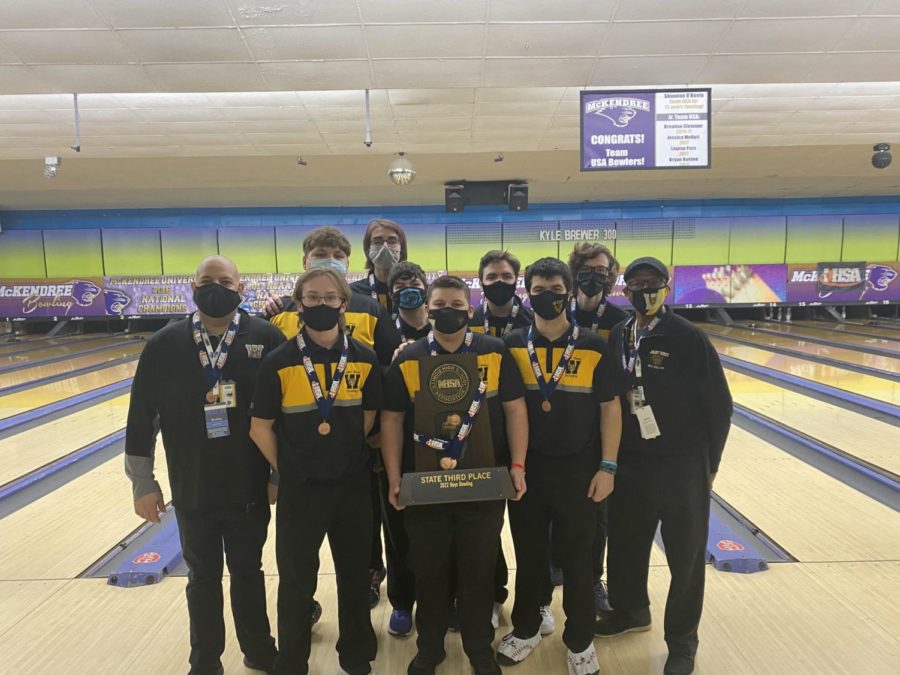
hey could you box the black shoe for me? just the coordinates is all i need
[369,567,386,609]
[311,599,323,625]
[594,610,651,637]
[447,601,460,632]
[339,658,372,675]
[549,564,564,587]
[593,579,613,615]
[471,656,502,675]
[407,651,447,675]
[664,651,695,675]
[242,655,274,674]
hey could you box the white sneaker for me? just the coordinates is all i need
[567,643,600,675]
[496,631,541,666]
[492,601,503,629]
[539,605,556,635]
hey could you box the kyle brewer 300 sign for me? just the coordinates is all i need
[580,88,711,171]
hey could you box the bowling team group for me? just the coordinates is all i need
[124,219,733,675]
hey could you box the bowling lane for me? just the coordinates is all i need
[0,394,130,485]
[0,335,144,369]
[709,336,900,405]
[0,361,136,421]
[725,370,900,475]
[1,341,144,388]
[704,323,900,374]
[798,320,900,341]
[0,446,169,580]
[715,427,900,562]
[757,321,900,353]
[0,334,107,356]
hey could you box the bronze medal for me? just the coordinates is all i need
[541,400,552,412]
[318,421,331,436]
[440,456,458,470]
[206,390,217,403]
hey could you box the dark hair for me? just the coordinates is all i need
[426,275,471,302]
[303,226,351,257]
[524,257,573,292]
[388,261,427,290]
[363,219,408,272]
[568,243,619,294]
[478,249,521,280]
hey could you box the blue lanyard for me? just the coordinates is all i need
[192,312,240,392]
[297,331,349,423]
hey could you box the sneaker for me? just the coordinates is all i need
[447,602,460,632]
[407,651,446,675]
[594,610,651,638]
[472,657,502,675]
[539,605,556,635]
[664,651,695,675]
[311,599,323,625]
[491,601,503,629]
[567,644,599,675]
[549,564,564,587]
[339,658,372,675]
[369,567,386,609]
[388,609,413,637]
[593,579,612,615]
[242,655,274,674]
[496,631,541,666]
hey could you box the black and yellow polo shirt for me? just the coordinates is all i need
[504,323,618,458]
[351,276,391,313]
[251,329,382,483]
[271,292,400,366]
[470,301,534,337]
[384,332,526,472]
[573,301,629,340]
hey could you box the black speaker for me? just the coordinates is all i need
[445,184,465,213]
[508,184,528,212]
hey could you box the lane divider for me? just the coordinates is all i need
[0,379,132,434]
[0,354,140,397]
[0,338,144,375]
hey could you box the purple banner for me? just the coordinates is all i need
[787,262,900,305]
[0,278,110,318]
[674,264,787,306]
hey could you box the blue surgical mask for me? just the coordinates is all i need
[308,257,348,276]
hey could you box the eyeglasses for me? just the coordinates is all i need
[301,293,343,307]
[626,281,667,292]
[585,266,609,276]
[371,236,401,247]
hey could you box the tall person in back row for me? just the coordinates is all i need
[596,257,732,675]
[125,255,284,675]
[350,218,408,313]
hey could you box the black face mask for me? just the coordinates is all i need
[576,269,607,299]
[428,307,470,334]
[482,280,517,306]
[529,291,568,320]
[193,283,242,318]
[300,303,342,331]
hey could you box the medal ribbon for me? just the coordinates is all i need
[483,296,520,337]
[192,311,240,392]
[526,323,579,407]
[621,313,663,407]
[427,329,473,356]
[297,331,349,424]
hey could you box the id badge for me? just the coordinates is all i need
[219,380,237,409]
[635,405,661,440]
[204,403,231,439]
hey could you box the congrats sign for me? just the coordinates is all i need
[581,89,711,171]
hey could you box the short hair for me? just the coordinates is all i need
[303,226,351,257]
[388,261,427,290]
[293,267,352,305]
[478,249,521,280]
[426,275,471,302]
[363,219,408,271]
[524,257,573,292]
[568,243,619,295]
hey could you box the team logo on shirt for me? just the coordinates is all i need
[345,371,361,391]
[478,364,489,382]
[565,358,581,376]
[647,350,669,369]
[345,322,356,336]
[245,344,265,359]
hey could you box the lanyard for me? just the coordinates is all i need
[192,312,240,396]
[297,331,349,431]
[570,296,606,333]
[526,323,579,412]
[622,314,662,406]
[483,297,520,337]
[369,272,392,313]
[427,329,473,356]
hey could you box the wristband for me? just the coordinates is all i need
[510,463,525,472]
[599,460,617,475]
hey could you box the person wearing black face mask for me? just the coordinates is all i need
[597,257,732,675]
[470,250,534,338]
[125,255,285,675]
[251,267,382,675]
[381,275,529,675]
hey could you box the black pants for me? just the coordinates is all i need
[377,470,416,611]
[542,498,607,604]
[509,452,597,653]
[607,454,710,654]
[274,470,377,674]
[369,469,385,573]
[405,500,505,665]
[175,504,276,675]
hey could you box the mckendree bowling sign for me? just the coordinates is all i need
[580,89,711,171]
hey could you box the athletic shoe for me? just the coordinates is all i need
[594,579,612,615]
[664,651,695,675]
[491,601,503,629]
[407,651,446,675]
[594,610,651,637]
[339,658,372,675]
[447,602,460,632]
[369,567,386,609]
[496,631,541,666]
[567,644,600,675]
[539,605,556,635]
[311,599,323,625]
[242,655,274,674]
[388,609,414,637]
[472,657,502,675]
[549,563,564,587]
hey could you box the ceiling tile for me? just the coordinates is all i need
[475,100,560,115]
[393,116,472,131]
[26,64,157,92]
[0,0,106,29]
[488,0,616,21]
[834,17,900,51]
[372,59,482,89]
[807,53,900,83]
[614,0,743,20]
[484,58,594,87]
[392,103,474,118]
[736,0,871,18]
[718,18,852,53]
[477,87,567,102]
[259,61,373,90]
[366,25,485,59]
[144,63,266,91]
[225,0,361,25]
[359,0,487,23]
[3,30,137,64]
[697,54,821,83]
[589,56,708,86]
[133,107,225,122]
[244,132,325,145]
[122,28,253,63]
[389,88,476,104]
[88,0,236,28]
[486,23,606,58]
[598,20,731,56]
[242,26,367,61]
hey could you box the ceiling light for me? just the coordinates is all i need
[388,152,416,186]
[44,156,61,179]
